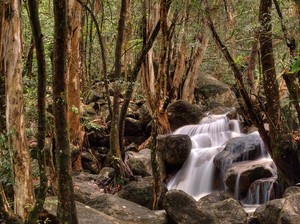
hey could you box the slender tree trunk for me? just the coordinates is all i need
[110,0,127,183]
[53,0,78,223]
[0,0,35,220]
[182,31,209,103]
[67,0,82,144]
[26,0,48,222]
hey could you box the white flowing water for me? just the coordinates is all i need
[167,114,244,200]
[167,114,277,204]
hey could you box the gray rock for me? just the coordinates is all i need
[224,160,275,194]
[118,176,167,209]
[278,193,300,224]
[164,189,216,224]
[167,100,204,132]
[44,196,127,224]
[126,148,152,177]
[214,133,264,171]
[254,199,285,224]
[207,198,248,224]
[84,194,167,224]
[197,191,233,207]
[158,134,192,168]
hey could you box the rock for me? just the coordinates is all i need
[214,133,264,171]
[197,191,233,207]
[164,189,216,224]
[254,199,285,224]
[207,198,248,224]
[138,103,152,131]
[118,176,167,209]
[124,117,144,136]
[98,167,115,183]
[84,194,167,224]
[73,172,104,203]
[167,100,204,132]
[224,159,275,194]
[126,148,152,177]
[283,186,300,197]
[86,120,110,148]
[278,193,300,224]
[157,134,192,168]
[81,151,101,174]
[85,89,102,104]
[194,75,237,108]
[44,196,128,224]
[81,103,97,117]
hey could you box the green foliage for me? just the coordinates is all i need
[290,56,300,74]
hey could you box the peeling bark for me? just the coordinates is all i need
[0,0,34,220]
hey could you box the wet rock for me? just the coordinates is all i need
[283,186,300,197]
[214,133,264,171]
[164,189,216,224]
[118,176,167,209]
[224,159,275,194]
[126,148,152,177]
[167,100,204,132]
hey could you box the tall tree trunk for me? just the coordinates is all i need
[67,0,82,144]
[182,31,209,103]
[53,0,78,223]
[110,0,127,183]
[26,0,48,222]
[0,0,34,220]
[259,0,300,185]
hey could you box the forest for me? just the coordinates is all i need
[0,0,300,223]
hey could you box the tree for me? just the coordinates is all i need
[26,0,48,222]
[67,0,82,145]
[204,0,300,186]
[0,0,34,220]
[53,0,78,222]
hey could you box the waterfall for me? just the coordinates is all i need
[167,113,277,204]
[167,114,243,200]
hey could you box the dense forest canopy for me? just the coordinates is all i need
[0,0,300,223]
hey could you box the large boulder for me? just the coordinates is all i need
[206,198,248,224]
[197,191,233,207]
[86,119,110,148]
[254,199,285,224]
[224,159,275,194]
[84,194,167,224]
[44,196,127,224]
[194,75,237,108]
[214,133,264,171]
[254,187,300,224]
[167,100,204,132]
[164,190,216,224]
[157,134,192,169]
[138,103,152,132]
[126,148,152,177]
[118,176,167,209]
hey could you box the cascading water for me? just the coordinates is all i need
[167,113,277,205]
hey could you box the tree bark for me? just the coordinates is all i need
[182,31,209,103]
[53,0,78,223]
[0,0,35,220]
[67,0,82,144]
[26,0,48,222]
[109,0,128,183]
